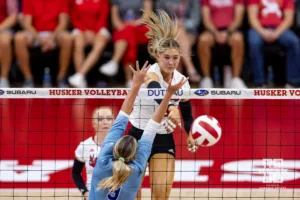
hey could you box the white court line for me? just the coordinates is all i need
[1,188,300,200]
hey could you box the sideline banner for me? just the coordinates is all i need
[0,88,300,99]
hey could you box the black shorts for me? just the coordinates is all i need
[128,125,176,161]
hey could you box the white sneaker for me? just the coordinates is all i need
[200,77,213,88]
[99,60,119,76]
[125,80,133,88]
[0,78,10,88]
[223,65,232,88]
[285,83,295,88]
[68,73,87,88]
[230,77,247,88]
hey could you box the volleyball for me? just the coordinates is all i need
[191,115,222,147]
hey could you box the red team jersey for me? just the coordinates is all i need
[248,0,295,27]
[23,0,69,31]
[71,0,110,33]
[201,0,244,29]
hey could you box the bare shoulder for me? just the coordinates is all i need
[144,72,160,86]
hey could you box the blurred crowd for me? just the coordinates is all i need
[0,0,300,88]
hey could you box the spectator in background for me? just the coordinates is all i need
[248,0,300,88]
[198,0,247,88]
[0,0,18,88]
[68,0,111,88]
[99,0,153,87]
[14,0,72,88]
[155,0,201,83]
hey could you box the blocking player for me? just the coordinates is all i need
[88,60,188,200]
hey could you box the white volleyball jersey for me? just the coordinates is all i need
[130,63,190,134]
[74,137,101,191]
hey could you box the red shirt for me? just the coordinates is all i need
[0,0,18,24]
[23,0,69,31]
[71,0,109,32]
[248,0,294,27]
[202,0,244,29]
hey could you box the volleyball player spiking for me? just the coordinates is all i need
[128,9,198,199]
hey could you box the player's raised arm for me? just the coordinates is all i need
[99,61,150,153]
[121,61,150,115]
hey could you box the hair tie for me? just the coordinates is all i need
[119,157,125,162]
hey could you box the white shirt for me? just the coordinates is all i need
[130,63,190,134]
[75,137,101,190]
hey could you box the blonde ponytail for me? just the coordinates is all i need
[97,135,138,193]
[97,160,131,193]
[141,9,180,58]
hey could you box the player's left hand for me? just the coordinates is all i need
[187,131,199,152]
[216,31,228,44]
[84,30,95,44]
[41,35,55,52]
[129,60,151,87]
[84,191,89,200]
[164,106,181,132]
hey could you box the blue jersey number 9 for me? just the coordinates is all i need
[107,187,121,200]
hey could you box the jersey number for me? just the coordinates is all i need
[107,187,121,200]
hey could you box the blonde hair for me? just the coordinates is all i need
[141,9,180,58]
[92,106,112,119]
[92,106,113,126]
[97,135,138,192]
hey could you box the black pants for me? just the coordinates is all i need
[128,125,176,161]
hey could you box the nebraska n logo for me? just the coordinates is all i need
[89,154,97,167]
[262,0,282,17]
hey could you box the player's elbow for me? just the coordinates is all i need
[72,166,80,174]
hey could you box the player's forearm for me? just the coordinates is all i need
[179,100,193,134]
[121,85,140,115]
[248,6,265,35]
[0,14,17,30]
[202,7,218,34]
[152,91,173,123]
[51,14,68,39]
[204,20,218,35]
[274,11,294,37]
[111,5,123,29]
[249,18,265,35]
[228,5,244,32]
[72,159,88,195]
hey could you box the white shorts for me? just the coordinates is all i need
[72,27,111,39]
[25,31,66,48]
[0,29,13,36]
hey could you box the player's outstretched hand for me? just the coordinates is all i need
[166,77,189,95]
[129,61,151,88]
[187,132,199,153]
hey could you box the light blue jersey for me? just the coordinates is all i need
[89,111,159,200]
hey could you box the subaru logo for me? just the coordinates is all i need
[194,89,209,96]
[0,90,4,95]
